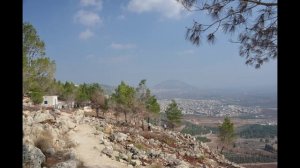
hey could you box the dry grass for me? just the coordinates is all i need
[134,142,147,151]
[34,130,54,152]
[182,154,204,165]
[148,162,164,168]
[103,124,114,134]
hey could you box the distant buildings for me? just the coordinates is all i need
[158,98,262,117]
[42,95,74,109]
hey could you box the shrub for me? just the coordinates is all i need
[34,130,53,152]
[30,91,44,105]
[134,143,146,151]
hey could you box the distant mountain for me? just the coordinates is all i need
[151,80,203,99]
[153,80,199,92]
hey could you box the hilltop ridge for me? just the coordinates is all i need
[23,105,244,168]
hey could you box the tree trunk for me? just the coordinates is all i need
[147,117,151,131]
[96,108,99,117]
[124,111,127,123]
[142,119,144,131]
[221,146,225,154]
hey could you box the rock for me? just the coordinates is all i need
[165,153,180,166]
[50,160,77,168]
[103,139,112,146]
[131,154,139,159]
[113,144,125,153]
[129,146,140,155]
[64,148,77,160]
[178,150,185,156]
[57,116,76,133]
[103,124,114,134]
[23,110,31,116]
[23,135,34,146]
[109,132,127,142]
[149,138,156,146]
[24,115,34,126]
[33,110,55,123]
[131,159,142,166]
[176,161,191,168]
[55,140,66,150]
[127,144,134,148]
[149,149,161,159]
[43,123,59,140]
[29,123,46,141]
[73,110,85,124]
[99,132,104,144]
[23,144,45,168]
[46,148,55,156]
[102,146,113,157]
[119,152,129,161]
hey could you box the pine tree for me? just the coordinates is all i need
[165,100,183,129]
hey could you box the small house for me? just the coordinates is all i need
[42,95,58,108]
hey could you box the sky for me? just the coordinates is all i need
[23,0,277,90]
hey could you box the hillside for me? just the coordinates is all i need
[23,106,245,168]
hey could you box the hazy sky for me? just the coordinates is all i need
[23,0,277,90]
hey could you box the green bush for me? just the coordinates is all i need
[181,121,218,135]
[30,91,43,104]
[196,136,211,143]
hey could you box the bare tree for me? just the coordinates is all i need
[91,90,107,117]
[177,0,277,68]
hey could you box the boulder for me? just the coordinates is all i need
[64,148,77,160]
[45,148,55,156]
[33,110,55,123]
[57,116,76,133]
[119,152,129,161]
[176,161,191,168]
[165,153,180,166]
[43,123,59,140]
[102,146,113,157]
[28,123,45,141]
[148,149,161,159]
[103,140,111,147]
[73,110,85,124]
[131,159,142,166]
[103,124,114,134]
[99,132,105,144]
[23,135,34,146]
[23,110,31,117]
[23,144,45,168]
[50,160,77,168]
[109,132,127,142]
[128,146,140,155]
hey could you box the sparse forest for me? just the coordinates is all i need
[181,121,218,135]
[238,124,277,139]
[224,151,277,163]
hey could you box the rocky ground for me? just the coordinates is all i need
[23,107,245,168]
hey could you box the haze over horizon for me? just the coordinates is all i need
[23,0,277,91]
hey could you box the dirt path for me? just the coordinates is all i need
[69,124,128,168]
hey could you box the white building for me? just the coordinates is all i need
[42,96,59,108]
